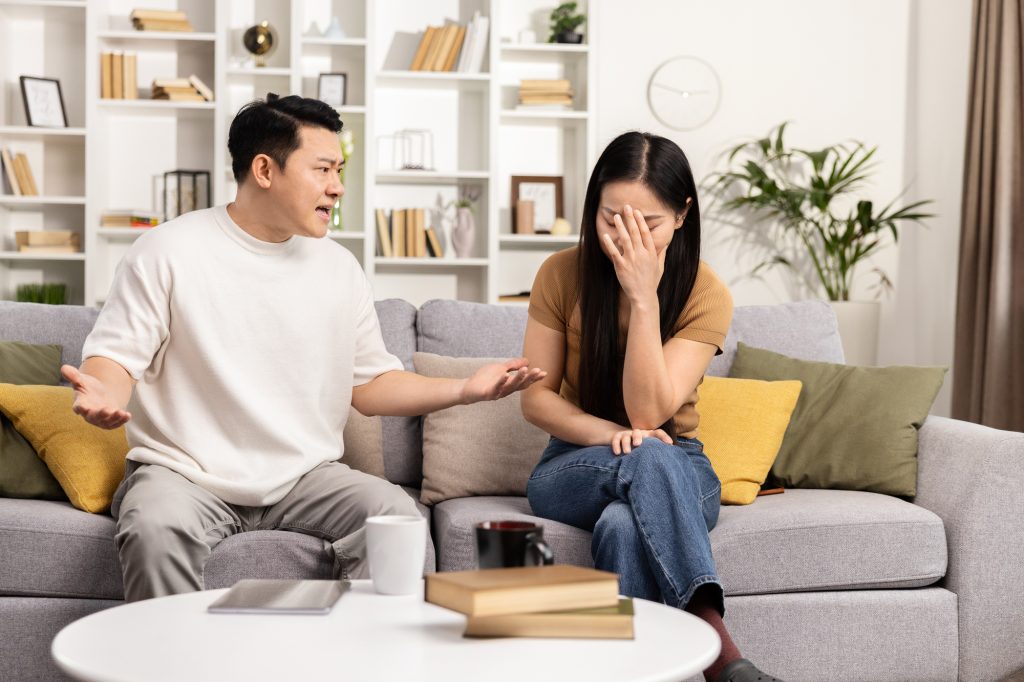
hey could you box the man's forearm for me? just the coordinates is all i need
[352,370,465,417]
[80,356,135,407]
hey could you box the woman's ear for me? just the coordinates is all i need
[675,197,694,229]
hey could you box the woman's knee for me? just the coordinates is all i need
[593,501,639,541]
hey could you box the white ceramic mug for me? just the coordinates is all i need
[365,515,427,595]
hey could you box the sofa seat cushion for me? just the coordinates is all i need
[0,487,434,599]
[433,489,947,595]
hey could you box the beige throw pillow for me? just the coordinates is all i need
[413,353,551,505]
[342,408,387,479]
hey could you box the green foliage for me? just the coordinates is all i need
[706,122,933,301]
[548,2,585,41]
[16,283,66,305]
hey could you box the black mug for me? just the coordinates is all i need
[475,520,554,569]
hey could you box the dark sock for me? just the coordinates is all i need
[685,589,742,682]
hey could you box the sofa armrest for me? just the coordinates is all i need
[914,415,1024,682]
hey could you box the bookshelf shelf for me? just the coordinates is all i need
[499,43,589,54]
[0,251,86,262]
[334,105,367,115]
[375,257,489,268]
[327,231,366,241]
[499,235,579,248]
[0,195,86,207]
[96,228,149,238]
[98,100,215,112]
[0,126,86,137]
[500,109,588,121]
[376,170,490,185]
[97,30,216,43]
[225,67,292,77]
[302,37,367,47]
[376,70,490,85]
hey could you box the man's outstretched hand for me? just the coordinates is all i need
[459,358,547,404]
[61,364,132,429]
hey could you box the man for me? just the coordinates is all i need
[63,94,545,602]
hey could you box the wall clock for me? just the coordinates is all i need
[646,56,722,131]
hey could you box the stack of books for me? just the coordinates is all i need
[1,148,39,196]
[151,75,213,102]
[100,210,163,228]
[100,51,139,99]
[130,8,194,32]
[375,208,444,259]
[518,79,575,110]
[408,11,489,73]
[425,565,634,639]
[15,231,81,254]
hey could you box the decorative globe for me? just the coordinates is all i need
[242,21,276,67]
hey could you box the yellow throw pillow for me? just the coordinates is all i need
[0,384,128,513]
[696,376,802,505]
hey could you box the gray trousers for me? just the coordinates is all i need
[110,460,422,602]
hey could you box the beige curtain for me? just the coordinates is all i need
[953,0,1024,431]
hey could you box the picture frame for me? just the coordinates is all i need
[317,72,348,107]
[19,76,68,128]
[511,175,563,233]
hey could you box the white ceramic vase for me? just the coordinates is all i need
[451,206,475,258]
[829,300,880,367]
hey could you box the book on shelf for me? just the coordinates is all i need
[464,597,635,640]
[431,24,461,71]
[100,210,162,228]
[391,209,406,257]
[1,148,21,195]
[375,208,393,257]
[151,77,207,101]
[413,208,427,257]
[130,9,194,32]
[457,12,489,73]
[15,231,80,253]
[425,227,444,258]
[13,154,38,196]
[188,74,214,102]
[425,565,620,617]
[100,51,138,99]
[409,26,437,71]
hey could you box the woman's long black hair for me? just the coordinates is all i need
[576,131,701,436]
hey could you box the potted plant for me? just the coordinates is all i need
[706,122,932,365]
[548,2,586,44]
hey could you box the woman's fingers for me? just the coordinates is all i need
[634,208,656,253]
[622,205,645,251]
[612,213,635,259]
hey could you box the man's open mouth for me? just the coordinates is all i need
[316,206,332,220]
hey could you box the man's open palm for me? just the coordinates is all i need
[460,358,546,404]
[61,365,131,429]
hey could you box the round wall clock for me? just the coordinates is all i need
[646,56,722,131]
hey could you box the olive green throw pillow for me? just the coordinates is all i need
[0,341,67,500]
[729,342,946,497]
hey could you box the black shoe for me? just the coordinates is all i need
[715,658,785,682]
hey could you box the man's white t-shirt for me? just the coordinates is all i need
[81,205,403,506]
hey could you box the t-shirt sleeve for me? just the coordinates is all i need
[351,272,404,386]
[80,243,171,380]
[672,263,734,355]
[528,251,569,332]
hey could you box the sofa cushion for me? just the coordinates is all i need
[374,299,423,487]
[0,488,435,599]
[433,490,946,595]
[707,300,844,377]
[0,301,99,370]
[414,353,549,505]
[0,385,128,513]
[417,299,529,358]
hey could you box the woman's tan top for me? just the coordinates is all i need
[528,247,733,438]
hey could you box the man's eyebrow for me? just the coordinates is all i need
[315,156,343,165]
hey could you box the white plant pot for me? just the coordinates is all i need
[829,301,880,367]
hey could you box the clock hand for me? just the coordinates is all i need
[652,83,711,97]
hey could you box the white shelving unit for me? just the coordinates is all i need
[0,0,596,307]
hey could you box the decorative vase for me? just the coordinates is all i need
[451,206,475,258]
[324,16,345,40]
[829,300,880,366]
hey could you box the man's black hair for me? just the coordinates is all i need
[228,93,342,184]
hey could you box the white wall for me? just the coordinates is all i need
[594,0,971,415]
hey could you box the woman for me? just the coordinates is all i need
[521,132,781,682]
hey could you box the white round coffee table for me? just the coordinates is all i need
[52,580,720,682]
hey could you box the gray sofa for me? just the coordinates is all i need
[1,298,1022,682]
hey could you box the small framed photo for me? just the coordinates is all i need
[317,72,348,107]
[511,175,564,233]
[19,76,68,128]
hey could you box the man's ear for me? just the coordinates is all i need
[251,154,274,189]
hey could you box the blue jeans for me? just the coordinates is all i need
[526,436,724,613]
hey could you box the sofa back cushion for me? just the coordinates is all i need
[0,301,99,369]
[417,299,528,357]
[708,300,845,377]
